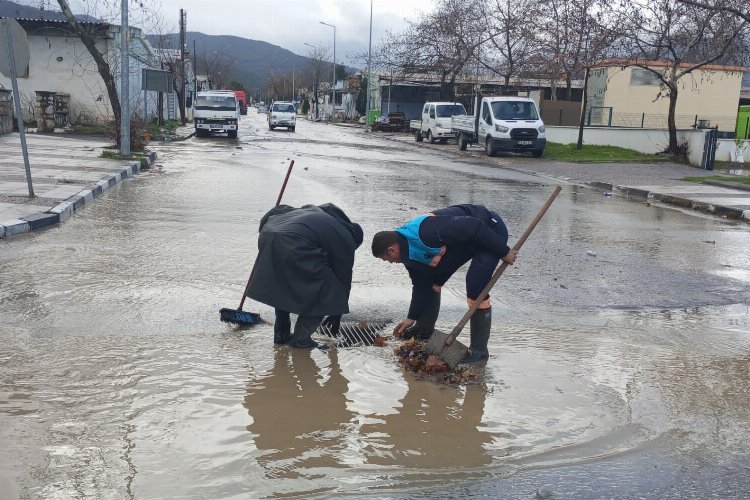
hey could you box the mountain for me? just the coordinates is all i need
[149,32,317,92]
[0,0,98,22]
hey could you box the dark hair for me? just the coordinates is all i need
[371,231,398,256]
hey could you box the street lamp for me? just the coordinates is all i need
[320,21,336,121]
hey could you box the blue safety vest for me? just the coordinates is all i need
[395,215,443,265]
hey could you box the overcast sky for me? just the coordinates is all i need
[47,0,432,65]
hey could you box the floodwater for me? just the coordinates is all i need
[1,111,749,499]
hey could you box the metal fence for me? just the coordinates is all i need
[586,106,736,132]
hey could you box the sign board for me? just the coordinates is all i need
[142,69,173,93]
[0,18,30,78]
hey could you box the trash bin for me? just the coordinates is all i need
[367,109,381,126]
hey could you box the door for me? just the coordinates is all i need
[478,101,492,145]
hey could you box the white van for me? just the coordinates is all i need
[409,102,467,143]
[268,101,296,132]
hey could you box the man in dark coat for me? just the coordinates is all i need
[371,204,517,363]
[247,203,364,349]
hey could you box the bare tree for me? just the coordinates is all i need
[678,0,750,23]
[197,50,231,89]
[479,0,537,87]
[303,45,330,119]
[615,0,748,153]
[56,0,121,144]
[379,0,484,99]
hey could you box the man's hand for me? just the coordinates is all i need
[393,319,416,337]
[502,249,518,265]
[320,315,342,335]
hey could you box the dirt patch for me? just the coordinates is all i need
[394,338,480,385]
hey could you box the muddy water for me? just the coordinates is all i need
[1,112,749,498]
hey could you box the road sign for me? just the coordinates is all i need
[0,18,34,197]
[0,18,30,78]
[142,69,173,93]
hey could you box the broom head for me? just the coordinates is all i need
[219,308,261,325]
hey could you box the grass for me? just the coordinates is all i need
[543,142,665,162]
[683,174,750,186]
[70,123,109,136]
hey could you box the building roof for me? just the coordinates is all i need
[593,58,745,73]
[4,17,111,37]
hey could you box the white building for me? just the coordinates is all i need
[0,18,164,126]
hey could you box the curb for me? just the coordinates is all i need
[584,181,749,221]
[0,152,157,239]
[383,137,750,223]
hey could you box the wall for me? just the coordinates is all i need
[717,139,750,162]
[0,89,13,134]
[546,125,713,166]
[597,65,743,131]
[0,35,114,124]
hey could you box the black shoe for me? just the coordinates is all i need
[290,338,329,350]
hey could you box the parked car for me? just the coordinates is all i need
[372,111,407,132]
[452,95,546,157]
[410,102,467,143]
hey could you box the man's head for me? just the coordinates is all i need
[371,231,401,263]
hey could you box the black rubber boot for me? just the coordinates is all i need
[402,290,441,340]
[460,307,491,364]
[274,309,292,345]
[290,315,328,350]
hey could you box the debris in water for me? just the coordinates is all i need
[586,250,597,257]
[702,240,716,244]
[394,338,480,385]
[373,335,388,347]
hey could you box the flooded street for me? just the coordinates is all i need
[1,110,749,498]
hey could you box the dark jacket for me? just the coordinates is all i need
[246,203,363,316]
[399,204,510,319]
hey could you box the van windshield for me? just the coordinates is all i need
[435,104,466,118]
[196,95,236,110]
[272,103,295,113]
[491,101,539,120]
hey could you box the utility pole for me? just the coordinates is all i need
[179,9,186,125]
[320,21,335,121]
[365,0,373,131]
[120,0,130,156]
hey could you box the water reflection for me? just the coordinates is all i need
[244,348,353,481]
[360,377,492,470]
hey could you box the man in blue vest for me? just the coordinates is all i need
[371,205,517,364]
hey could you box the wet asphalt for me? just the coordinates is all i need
[0,110,749,499]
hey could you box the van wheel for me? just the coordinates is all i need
[269,124,274,130]
[532,149,544,158]
[195,129,206,138]
[415,130,423,142]
[228,130,238,139]
[458,133,468,151]
[290,126,296,132]
[428,130,436,144]
[485,137,497,157]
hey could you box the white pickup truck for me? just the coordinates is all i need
[409,101,467,144]
[452,96,546,157]
[194,90,240,139]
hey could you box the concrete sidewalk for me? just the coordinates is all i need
[387,133,750,222]
[0,133,155,238]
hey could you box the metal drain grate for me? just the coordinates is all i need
[317,322,390,347]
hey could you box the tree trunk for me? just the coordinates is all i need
[566,74,572,101]
[57,0,121,146]
[667,87,678,153]
[576,66,590,149]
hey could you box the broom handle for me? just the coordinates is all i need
[444,186,562,345]
[237,160,295,310]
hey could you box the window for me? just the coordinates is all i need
[491,101,538,120]
[196,95,236,108]
[481,102,491,124]
[272,103,294,112]
[630,68,661,86]
[435,104,467,118]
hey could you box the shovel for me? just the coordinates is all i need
[425,186,562,368]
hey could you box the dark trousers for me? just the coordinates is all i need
[274,309,323,346]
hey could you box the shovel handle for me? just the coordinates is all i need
[237,160,295,311]
[444,186,562,345]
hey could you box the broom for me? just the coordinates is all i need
[219,160,295,324]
